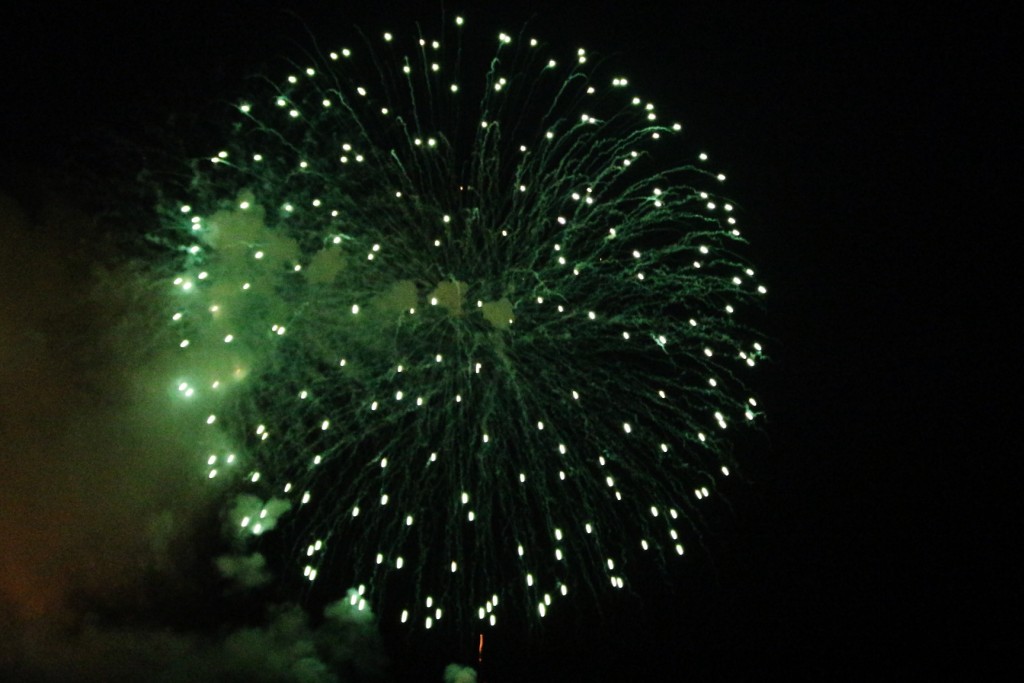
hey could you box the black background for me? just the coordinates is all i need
[0,1,1015,680]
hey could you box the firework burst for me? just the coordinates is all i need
[165,16,766,631]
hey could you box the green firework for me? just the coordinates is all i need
[166,16,766,631]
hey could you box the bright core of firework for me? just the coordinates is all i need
[166,16,766,630]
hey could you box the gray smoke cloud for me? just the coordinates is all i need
[2,598,387,683]
[443,664,478,683]
[216,553,273,591]
[0,193,388,682]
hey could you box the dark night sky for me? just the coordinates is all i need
[0,1,1015,680]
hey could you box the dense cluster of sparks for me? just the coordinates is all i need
[166,16,766,631]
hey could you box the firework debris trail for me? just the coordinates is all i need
[162,15,767,635]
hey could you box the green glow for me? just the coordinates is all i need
[165,17,766,631]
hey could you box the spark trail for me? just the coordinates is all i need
[165,16,766,631]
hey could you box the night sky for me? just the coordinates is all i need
[0,1,1014,680]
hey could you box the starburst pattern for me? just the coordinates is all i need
[166,16,766,631]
